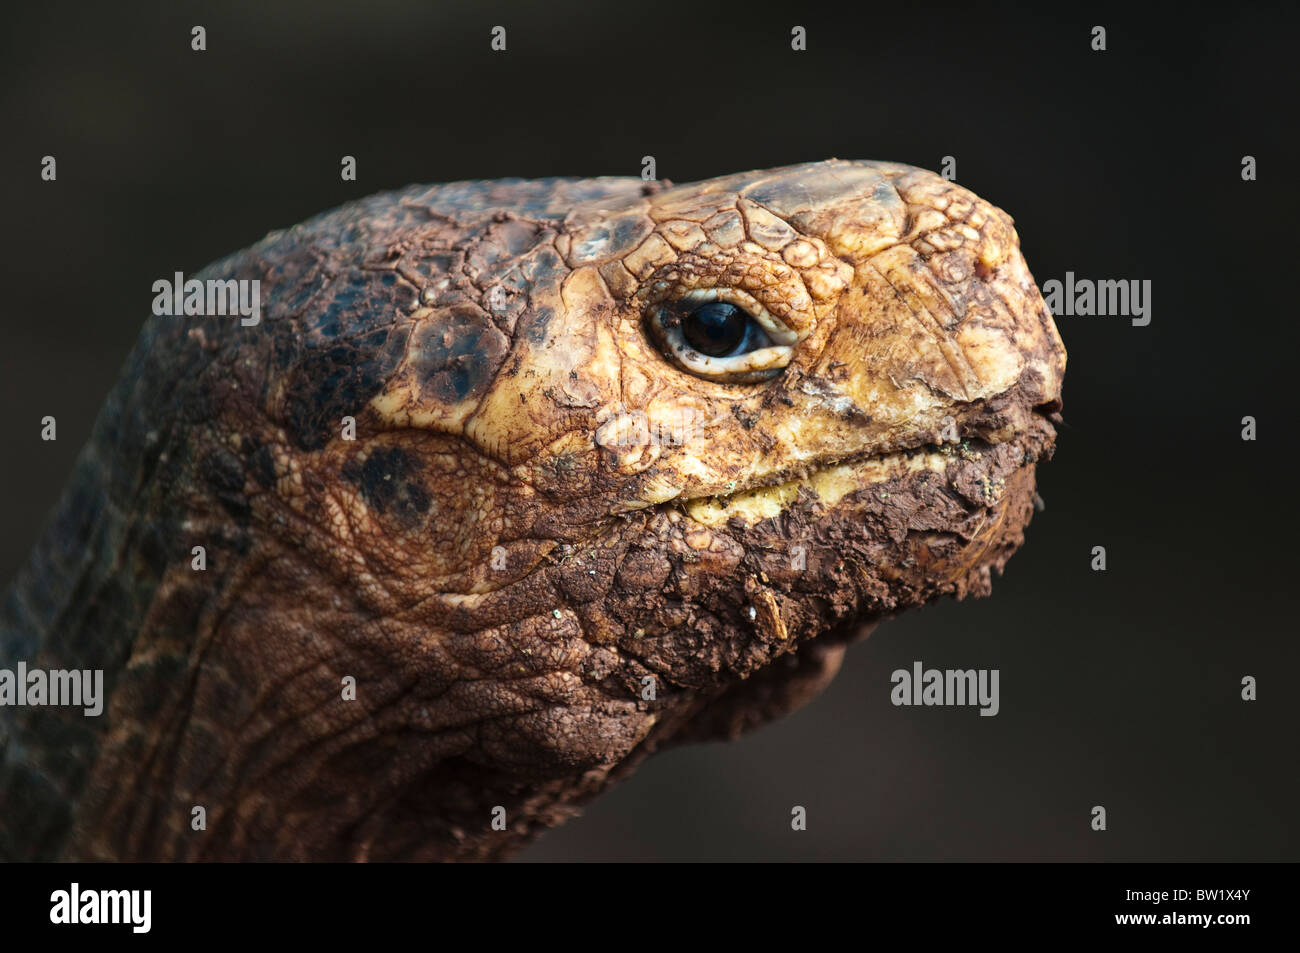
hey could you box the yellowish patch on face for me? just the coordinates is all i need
[683,448,952,528]
[638,475,684,506]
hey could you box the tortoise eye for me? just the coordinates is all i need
[681,302,770,357]
[646,291,796,384]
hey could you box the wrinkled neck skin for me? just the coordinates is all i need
[0,417,874,862]
[0,162,1064,860]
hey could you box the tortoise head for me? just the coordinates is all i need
[331,159,1065,770]
[353,159,1064,592]
[49,161,1064,860]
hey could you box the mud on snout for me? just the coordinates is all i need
[657,414,1058,671]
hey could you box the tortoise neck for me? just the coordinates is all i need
[0,332,243,858]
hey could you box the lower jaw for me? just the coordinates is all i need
[677,431,1052,628]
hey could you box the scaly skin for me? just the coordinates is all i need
[0,160,1065,860]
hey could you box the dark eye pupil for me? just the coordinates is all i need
[682,302,747,357]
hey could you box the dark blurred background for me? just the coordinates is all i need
[1,1,1295,860]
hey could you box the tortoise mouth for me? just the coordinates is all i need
[675,411,1058,528]
[677,441,957,529]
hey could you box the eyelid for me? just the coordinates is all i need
[676,288,798,346]
[677,344,790,375]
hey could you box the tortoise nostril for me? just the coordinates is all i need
[1033,399,1064,422]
